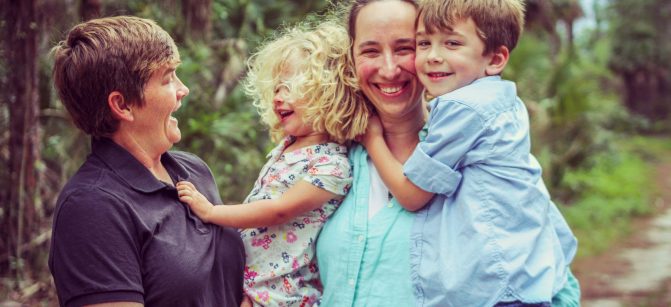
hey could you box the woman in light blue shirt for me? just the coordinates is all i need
[316,0,581,306]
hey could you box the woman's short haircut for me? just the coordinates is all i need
[52,16,180,138]
[419,0,525,55]
[243,20,370,144]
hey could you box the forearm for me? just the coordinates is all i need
[206,199,293,229]
[367,136,432,211]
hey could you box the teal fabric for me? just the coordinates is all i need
[551,269,581,307]
[317,144,415,307]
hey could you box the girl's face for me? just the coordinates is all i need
[273,52,316,139]
[352,1,423,120]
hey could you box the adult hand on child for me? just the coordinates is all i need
[176,181,214,223]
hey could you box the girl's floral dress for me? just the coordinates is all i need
[241,136,352,307]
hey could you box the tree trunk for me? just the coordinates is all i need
[626,70,671,121]
[2,0,40,280]
[181,0,212,42]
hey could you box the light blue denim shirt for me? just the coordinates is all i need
[404,76,578,306]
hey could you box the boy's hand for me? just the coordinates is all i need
[176,181,214,223]
[362,115,383,149]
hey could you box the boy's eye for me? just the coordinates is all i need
[445,40,461,47]
[417,40,430,47]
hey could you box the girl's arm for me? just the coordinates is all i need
[176,180,338,228]
[363,116,434,211]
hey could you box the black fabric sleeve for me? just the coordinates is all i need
[50,187,144,306]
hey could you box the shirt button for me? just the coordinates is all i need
[387,202,394,208]
[358,235,365,242]
[348,279,355,286]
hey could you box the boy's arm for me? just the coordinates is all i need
[176,180,337,228]
[363,116,434,211]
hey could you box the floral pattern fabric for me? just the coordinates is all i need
[241,136,352,307]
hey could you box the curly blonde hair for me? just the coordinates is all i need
[242,20,370,144]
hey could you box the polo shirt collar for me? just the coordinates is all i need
[91,138,189,193]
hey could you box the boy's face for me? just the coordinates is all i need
[415,16,493,97]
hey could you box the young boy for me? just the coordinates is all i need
[363,0,578,306]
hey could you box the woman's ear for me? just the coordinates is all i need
[485,45,510,76]
[108,91,133,121]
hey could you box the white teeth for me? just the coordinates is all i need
[380,86,402,94]
[429,72,449,77]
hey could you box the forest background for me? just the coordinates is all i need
[1,0,670,305]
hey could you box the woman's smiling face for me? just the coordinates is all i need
[352,0,423,120]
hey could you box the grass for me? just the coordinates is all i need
[558,135,671,258]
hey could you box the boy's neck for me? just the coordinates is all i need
[432,75,500,98]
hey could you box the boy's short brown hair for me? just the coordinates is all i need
[418,0,525,55]
[52,16,180,138]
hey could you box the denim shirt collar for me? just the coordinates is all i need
[91,138,189,193]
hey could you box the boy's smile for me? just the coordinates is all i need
[415,16,493,97]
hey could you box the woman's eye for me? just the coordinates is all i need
[398,45,415,52]
[359,49,379,56]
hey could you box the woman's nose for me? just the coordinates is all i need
[176,76,189,99]
[379,54,401,80]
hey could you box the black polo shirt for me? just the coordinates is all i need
[49,138,245,307]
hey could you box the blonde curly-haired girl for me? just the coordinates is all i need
[177,20,369,306]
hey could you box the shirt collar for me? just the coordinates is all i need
[91,138,189,193]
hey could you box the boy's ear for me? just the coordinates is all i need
[485,45,509,76]
[108,91,134,121]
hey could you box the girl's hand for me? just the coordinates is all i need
[240,295,253,307]
[362,115,383,149]
[176,181,214,223]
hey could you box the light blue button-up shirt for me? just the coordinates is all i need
[404,76,578,306]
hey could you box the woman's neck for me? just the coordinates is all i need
[111,133,173,184]
[379,108,425,163]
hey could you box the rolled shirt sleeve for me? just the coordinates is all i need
[404,98,486,196]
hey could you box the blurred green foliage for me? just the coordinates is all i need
[561,136,671,257]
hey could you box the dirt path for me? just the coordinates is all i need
[574,157,671,307]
